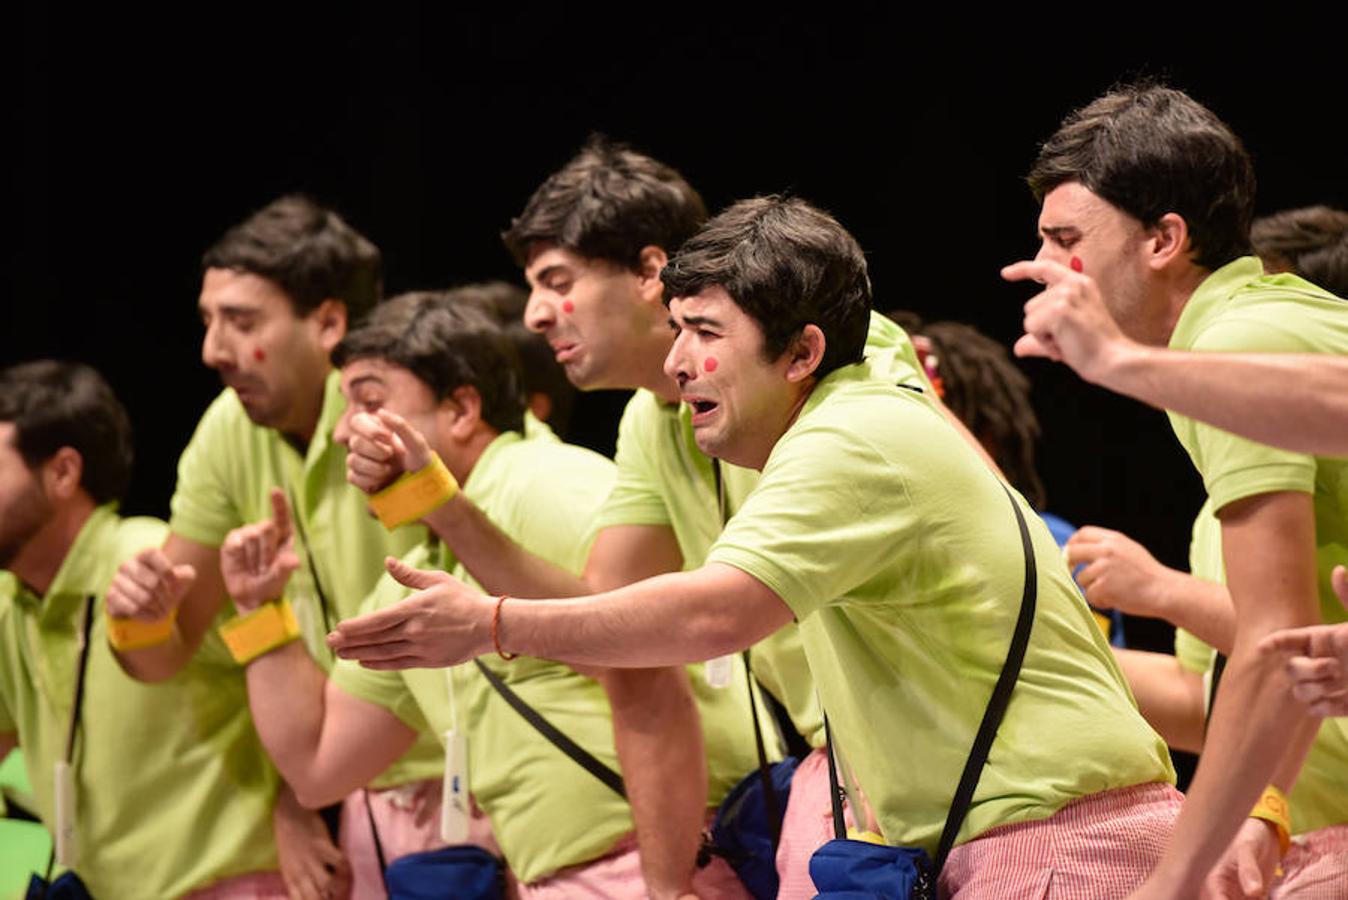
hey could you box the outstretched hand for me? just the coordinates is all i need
[326,556,496,669]
[1003,258,1137,386]
[345,408,436,494]
[1258,564,1348,717]
[220,489,300,613]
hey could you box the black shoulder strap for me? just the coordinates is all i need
[473,658,626,799]
[714,459,784,848]
[932,484,1037,871]
[822,483,1037,877]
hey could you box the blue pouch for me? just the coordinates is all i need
[706,756,799,900]
[25,871,93,900]
[383,845,503,900]
[808,838,933,899]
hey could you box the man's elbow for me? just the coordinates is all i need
[289,773,351,810]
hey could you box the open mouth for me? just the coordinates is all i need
[686,397,719,423]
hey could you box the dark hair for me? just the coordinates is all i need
[502,136,708,269]
[1028,83,1256,271]
[886,312,1047,509]
[443,281,576,433]
[332,292,526,435]
[0,360,134,504]
[1251,205,1348,298]
[203,194,382,321]
[660,195,871,378]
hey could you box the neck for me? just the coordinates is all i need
[739,378,818,471]
[282,366,333,449]
[11,497,96,596]
[1150,264,1213,346]
[634,330,681,404]
[442,426,500,486]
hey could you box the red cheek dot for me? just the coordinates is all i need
[703,356,719,373]
[253,347,267,362]
[561,301,575,314]
[1069,256,1084,273]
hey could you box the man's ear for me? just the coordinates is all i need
[312,299,350,353]
[785,325,826,383]
[41,447,84,501]
[1146,213,1191,271]
[634,245,670,305]
[441,385,484,441]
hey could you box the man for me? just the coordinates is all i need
[222,293,759,897]
[343,139,950,898]
[1003,85,1348,896]
[1014,206,1348,457]
[104,196,443,897]
[0,360,291,898]
[331,196,1180,897]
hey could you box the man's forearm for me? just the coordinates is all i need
[423,495,590,599]
[1142,492,1321,896]
[501,565,792,668]
[601,667,707,899]
[1100,347,1348,457]
[1158,575,1235,656]
[246,642,340,806]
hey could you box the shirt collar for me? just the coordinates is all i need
[1169,256,1264,351]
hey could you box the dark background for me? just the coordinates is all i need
[13,6,1348,694]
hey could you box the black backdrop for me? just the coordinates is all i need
[12,8,1348,667]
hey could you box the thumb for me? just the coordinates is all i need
[385,555,446,591]
[1013,333,1052,359]
[172,564,198,588]
[1332,565,1348,613]
[1236,840,1266,897]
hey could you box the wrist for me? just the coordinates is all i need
[220,598,302,665]
[1090,337,1150,392]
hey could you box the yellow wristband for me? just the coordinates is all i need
[106,608,177,650]
[368,453,459,530]
[219,599,301,665]
[1249,784,1291,856]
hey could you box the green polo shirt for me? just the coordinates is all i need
[596,311,930,748]
[0,506,279,898]
[333,429,769,884]
[170,371,441,788]
[707,366,1175,853]
[1167,257,1348,836]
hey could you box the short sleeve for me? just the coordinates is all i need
[594,393,674,530]
[1174,628,1216,675]
[707,419,914,621]
[169,393,247,548]
[1174,317,1317,513]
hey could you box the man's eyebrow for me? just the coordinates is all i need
[346,374,384,390]
[1039,225,1080,240]
[676,314,724,329]
[200,302,262,318]
[531,264,568,284]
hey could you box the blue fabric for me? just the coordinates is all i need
[708,757,799,900]
[808,838,933,899]
[383,845,503,900]
[25,871,93,900]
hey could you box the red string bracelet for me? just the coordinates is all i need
[492,595,517,661]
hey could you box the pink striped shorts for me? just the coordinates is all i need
[1273,823,1348,899]
[517,826,750,900]
[939,781,1181,899]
